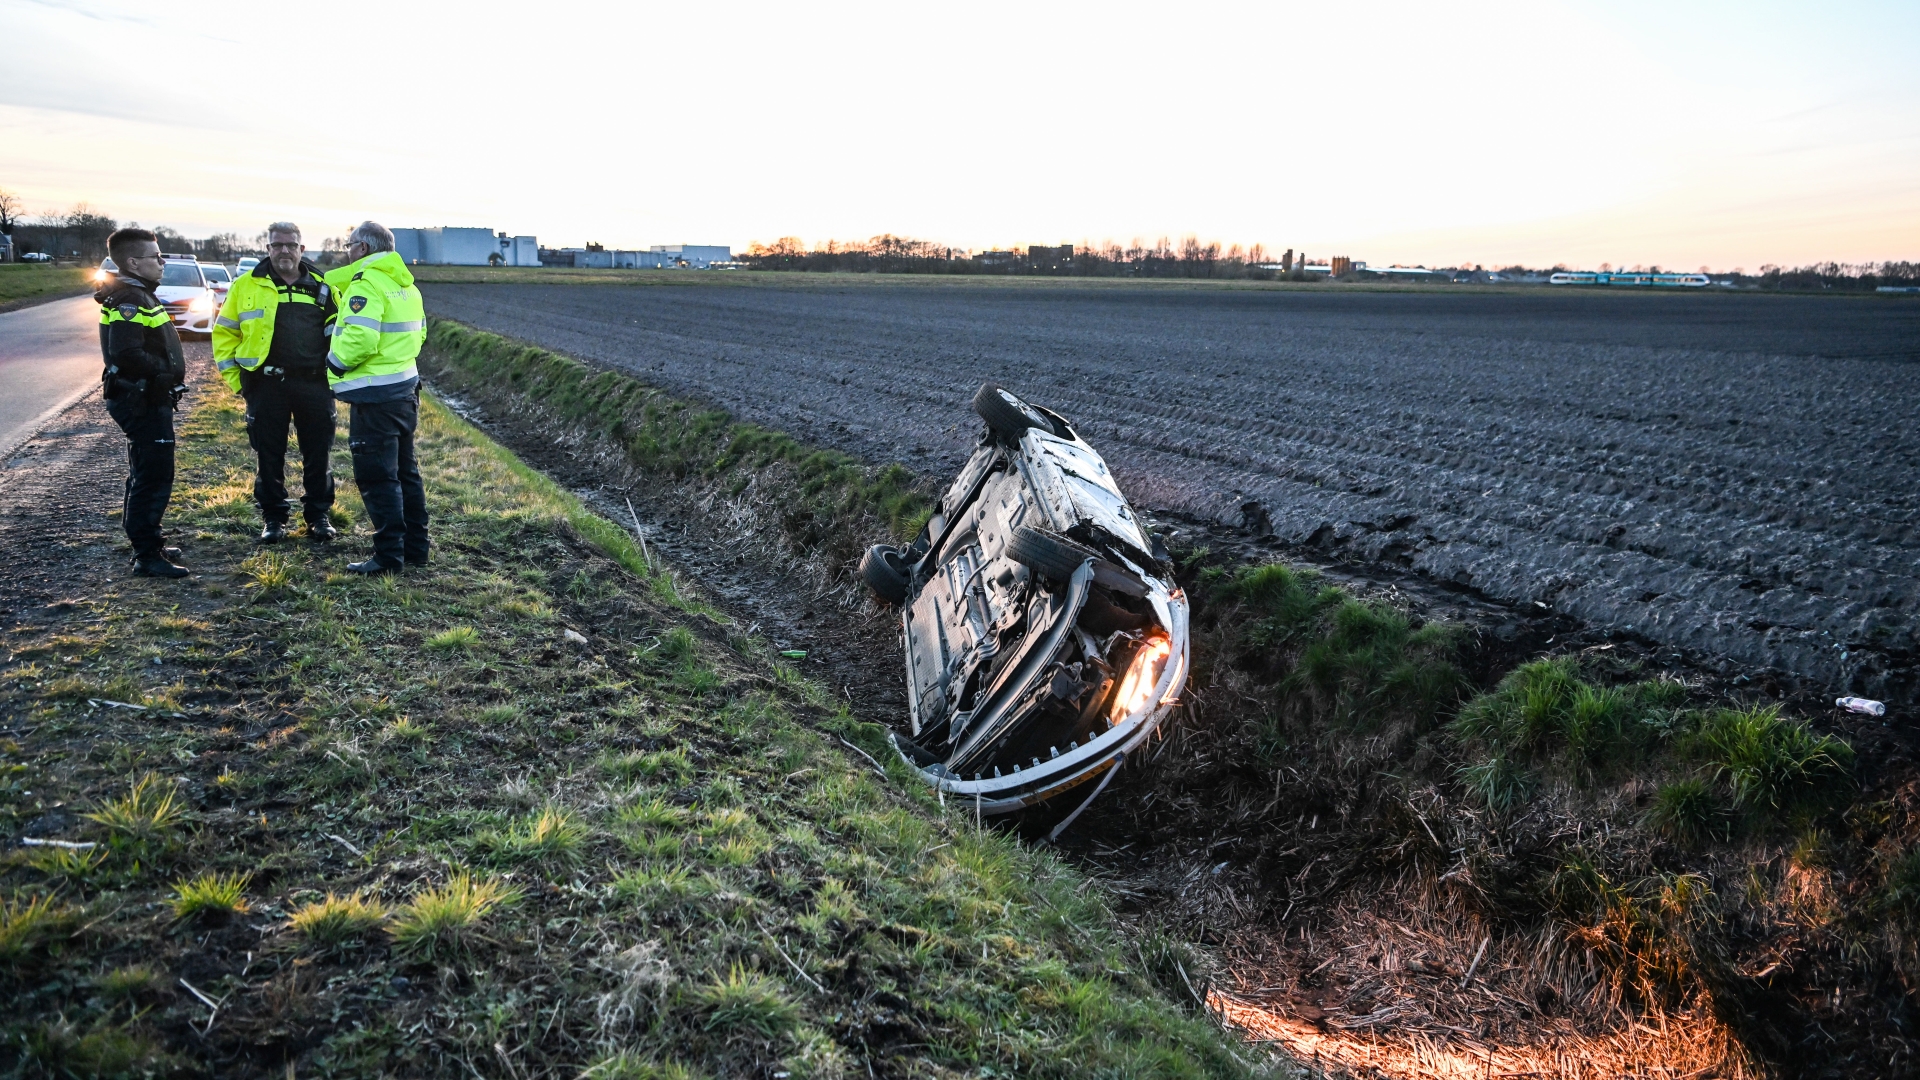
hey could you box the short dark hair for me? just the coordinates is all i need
[107,227,157,266]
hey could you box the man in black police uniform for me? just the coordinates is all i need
[96,227,189,577]
[213,221,338,542]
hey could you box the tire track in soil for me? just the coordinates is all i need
[427,284,1920,705]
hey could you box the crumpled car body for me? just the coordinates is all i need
[861,385,1190,816]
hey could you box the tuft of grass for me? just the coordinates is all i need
[288,891,388,950]
[241,549,295,593]
[580,1052,701,1080]
[381,717,429,745]
[1882,849,1920,929]
[21,1019,178,1079]
[692,963,801,1039]
[425,625,480,651]
[615,795,690,831]
[658,627,698,662]
[1689,705,1854,818]
[1458,753,1532,811]
[96,964,161,1000]
[83,772,184,847]
[1644,779,1723,844]
[1213,562,1464,729]
[474,806,589,867]
[27,844,106,881]
[388,871,520,961]
[169,871,251,921]
[1450,657,1689,789]
[1543,850,1715,1006]
[0,894,72,967]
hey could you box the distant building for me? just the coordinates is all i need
[0,231,12,263]
[649,245,731,269]
[390,227,540,266]
[973,250,1017,269]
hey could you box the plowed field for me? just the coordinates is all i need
[427,282,1920,703]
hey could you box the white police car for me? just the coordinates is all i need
[96,254,217,337]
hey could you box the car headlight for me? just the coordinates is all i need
[189,295,211,313]
[1109,635,1171,722]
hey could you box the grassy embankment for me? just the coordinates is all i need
[0,265,90,309]
[0,381,1272,1076]
[1158,564,1897,1059]
[418,317,1918,1074]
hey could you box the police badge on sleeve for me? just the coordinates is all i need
[349,296,367,313]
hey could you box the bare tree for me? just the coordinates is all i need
[0,188,20,236]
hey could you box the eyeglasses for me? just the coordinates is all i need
[128,252,165,263]
[267,242,302,251]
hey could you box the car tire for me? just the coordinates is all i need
[972,383,1056,441]
[1007,525,1097,584]
[860,544,913,606]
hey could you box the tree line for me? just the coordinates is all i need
[741,235,1300,279]
[0,189,292,264]
[741,234,1920,289]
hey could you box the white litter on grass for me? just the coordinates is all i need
[20,838,95,850]
[87,698,185,718]
[563,629,589,647]
[1837,696,1887,717]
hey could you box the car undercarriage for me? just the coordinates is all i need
[860,384,1191,820]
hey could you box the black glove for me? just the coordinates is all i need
[169,384,187,409]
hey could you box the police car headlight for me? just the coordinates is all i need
[189,295,212,313]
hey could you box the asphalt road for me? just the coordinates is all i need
[0,296,103,460]
[425,282,1920,702]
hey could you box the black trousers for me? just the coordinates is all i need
[348,395,429,566]
[106,397,174,557]
[244,372,336,525]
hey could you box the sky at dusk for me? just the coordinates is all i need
[3,0,1915,270]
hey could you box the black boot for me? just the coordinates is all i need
[260,521,289,544]
[307,518,338,542]
[132,549,190,578]
[346,558,401,576]
[127,545,182,568]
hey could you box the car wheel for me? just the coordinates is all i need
[972,383,1056,441]
[1006,525,1097,584]
[860,544,913,606]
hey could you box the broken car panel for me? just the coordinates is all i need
[861,384,1190,814]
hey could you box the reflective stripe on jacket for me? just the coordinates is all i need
[321,251,425,397]
[211,261,333,393]
[97,275,186,408]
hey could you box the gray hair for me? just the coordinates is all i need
[265,221,301,241]
[349,221,395,254]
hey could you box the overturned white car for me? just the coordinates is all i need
[860,385,1191,818]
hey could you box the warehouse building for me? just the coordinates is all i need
[390,227,540,266]
[541,244,734,269]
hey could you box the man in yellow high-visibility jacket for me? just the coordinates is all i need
[212,221,338,544]
[323,221,428,575]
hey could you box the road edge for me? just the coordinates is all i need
[0,287,92,316]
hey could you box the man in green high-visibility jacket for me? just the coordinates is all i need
[324,221,428,575]
[213,221,339,545]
